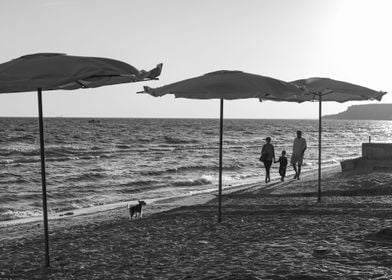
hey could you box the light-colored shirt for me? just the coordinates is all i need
[293,137,306,156]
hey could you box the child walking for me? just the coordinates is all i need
[275,150,288,182]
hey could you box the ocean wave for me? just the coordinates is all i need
[0,149,38,157]
[0,154,104,165]
[7,135,36,142]
[176,163,244,172]
[80,155,101,160]
[45,146,89,156]
[0,159,16,165]
[67,172,107,182]
[113,180,169,194]
[163,136,199,144]
[49,155,102,162]
[0,177,29,185]
[0,145,91,158]
[117,186,162,195]
[172,176,213,187]
[149,147,175,152]
[203,131,216,135]
[99,153,115,159]
[116,179,160,188]
[116,144,131,149]
[46,156,80,162]
[226,145,246,150]
[46,191,80,200]
[140,163,243,176]
[0,172,14,178]
[50,198,97,212]
[136,137,154,143]
[91,146,102,150]
[0,195,22,203]
[0,208,42,221]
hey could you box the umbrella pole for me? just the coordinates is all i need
[318,93,322,203]
[218,98,223,223]
[37,88,50,267]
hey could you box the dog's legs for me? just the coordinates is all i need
[128,205,134,220]
[130,210,134,220]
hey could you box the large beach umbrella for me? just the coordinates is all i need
[140,70,304,222]
[290,77,386,202]
[0,53,162,267]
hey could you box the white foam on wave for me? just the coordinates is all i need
[0,209,42,221]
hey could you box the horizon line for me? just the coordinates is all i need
[0,116,324,120]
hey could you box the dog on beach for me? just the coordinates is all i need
[127,200,147,220]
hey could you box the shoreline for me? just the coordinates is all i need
[0,178,261,227]
[4,164,392,279]
[0,164,341,241]
[0,179,264,241]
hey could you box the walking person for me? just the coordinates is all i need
[260,137,275,183]
[291,130,307,180]
[275,150,288,182]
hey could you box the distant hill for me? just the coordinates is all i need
[324,104,392,120]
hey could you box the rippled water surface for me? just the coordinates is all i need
[1,118,392,220]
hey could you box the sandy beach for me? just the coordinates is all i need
[2,166,392,280]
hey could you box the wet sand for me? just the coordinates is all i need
[2,167,392,279]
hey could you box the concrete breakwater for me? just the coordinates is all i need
[341,143,392,171]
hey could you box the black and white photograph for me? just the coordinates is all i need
[1,0,392,279]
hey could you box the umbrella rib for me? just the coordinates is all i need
[76,80,88,88]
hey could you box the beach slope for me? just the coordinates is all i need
[2,169,392,279]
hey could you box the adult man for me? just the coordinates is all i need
[291,130,307,180]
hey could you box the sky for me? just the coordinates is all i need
[0,0,391,119]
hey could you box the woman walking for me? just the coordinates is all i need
[260,137,275,183]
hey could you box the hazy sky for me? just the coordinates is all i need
[0,0,391,118]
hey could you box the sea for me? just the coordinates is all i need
[1,118,392,222]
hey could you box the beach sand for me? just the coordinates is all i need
[2,166,392,279]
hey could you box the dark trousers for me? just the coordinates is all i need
[264,160,272,175]
[279,167,286,177]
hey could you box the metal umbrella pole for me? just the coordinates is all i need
[37,88,50,267]
[218,98,224,223]
[318,93,322,203]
